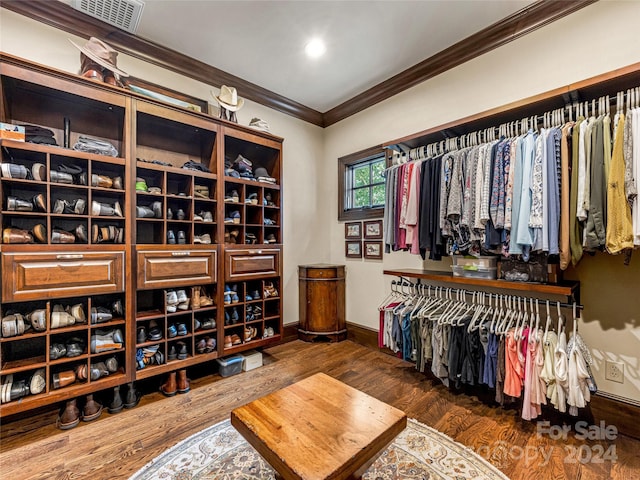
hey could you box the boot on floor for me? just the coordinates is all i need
[177,369,190,394]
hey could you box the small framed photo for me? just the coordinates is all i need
[364,241,383,260]
[364,219,383,239]
[345,221,362,239]
[345,241,362,258]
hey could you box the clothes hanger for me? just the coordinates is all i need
[556,301,564,334]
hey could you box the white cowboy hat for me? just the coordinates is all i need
[68,37,129,78]
[212,85,244,112]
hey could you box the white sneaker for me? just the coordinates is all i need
[166,290,178,305]
[176,290,188,303]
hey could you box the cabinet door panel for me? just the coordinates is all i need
[2,251,124,301]
[137,249,217,289]
[224,247,281,281]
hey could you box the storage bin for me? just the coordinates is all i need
[240,350,263,371]
[451,255,497,269]
[451,265,497,279]
[215,355,244,377]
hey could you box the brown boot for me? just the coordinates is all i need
[160,372,177,397]
[52,370,76,389]
[191,287,201,309]
[2,227,33,244]
[57,399,81,429]
[176,369,190,394]
[82,394,103,421]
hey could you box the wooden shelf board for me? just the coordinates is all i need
[383,269,579,297]
[1,356,46,374]
[1,139,126,164]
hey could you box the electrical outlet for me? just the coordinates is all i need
[605,361,624,384]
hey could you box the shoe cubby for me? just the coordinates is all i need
[2,56,283,415]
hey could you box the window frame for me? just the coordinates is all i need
[338,145,387,221]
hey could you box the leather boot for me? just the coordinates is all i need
[160,372,177,397]
[82,394,103,421]
[7,195,33,211]
[191,286,201,309]
[32,193,46,212]
[91,174,113,188]
[2,227,34,244]
[52,370,76,389]
[124,382,141,409]
[51,228,76,244]
[75,224,88,242]
[108,385,124,413]
[91,200,123,217]
[177,369,190,394]
[90,328,123,353]
[58,399,81,429]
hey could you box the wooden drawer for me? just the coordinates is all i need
[136,248,217,290]
[224,247,281,281]
[2,251,124,302]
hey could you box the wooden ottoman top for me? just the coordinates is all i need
[231,372,407,480]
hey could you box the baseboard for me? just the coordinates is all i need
[346,324,640,440]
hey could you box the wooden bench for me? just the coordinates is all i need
[231,372,407,479]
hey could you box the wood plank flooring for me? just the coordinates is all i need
[1,340,638,479]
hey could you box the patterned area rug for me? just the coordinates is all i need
[130,418,509,480]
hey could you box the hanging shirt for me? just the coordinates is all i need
[546,128,562,254]
[570,118,585,265]
[584,116,607,249]
[515,132,537,258]
[559,123,574,269]
[554,328,569,413]
[540,330,558,407]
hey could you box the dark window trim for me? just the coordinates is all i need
[338,145,387,221]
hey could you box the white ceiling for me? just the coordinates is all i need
[79,0,533,112]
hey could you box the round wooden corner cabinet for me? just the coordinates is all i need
[298,264,346,342]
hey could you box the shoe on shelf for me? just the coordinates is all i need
[135,177,148,192]
[196,338,207,354]
[2,227,34,244]
[224,335,232,349]
[202,211,213,222]
[177,323,188,336]
[245,193,258,205]
[176,290,188,303]
[230,210,241,224]
[177,231,186,244]
[177,341,188,360]
[91,200,122,217]
[152,201,163,218]
[168,345,177,361]
[231,334,242,345]
[51,228,76,244]
[263,326,275,338]
[231,307,240,324]
[167,207,173,219]
[167,230,176,244]
[176,208,186,220]
[75,224,88,243]
[194,185,210,199]
[1,163,29,179]
[137,326,147,344]
[194,233,212,244]
[136,205,155,218]
[265,233,277,244]
[32,224,47,243]
[167,324,178,338]
[193,212,203,221]
[148,320,163,341]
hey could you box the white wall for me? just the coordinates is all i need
[0,9,328,329]
[323,0,640,402]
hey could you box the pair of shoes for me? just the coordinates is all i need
[194,210,213,222]
[193,233,212,244]
[244,326,257,341]
[196,336,216,354]
[166,290,189,312]
[91,200,123,217]
[264,282,278,298]
[245,232,257,244]
[246,290,261,301]
[167,230,186,244]
[263,326,276,338]
[223,334,242,348]
[265,233,277,244]
[6,194,47,212]
[197,318,216,330]
[91,224,124,243]
[245,193,258,205]
[53,198,86,214]
[246,305,255,321]
[264,218,276,225]
[224,229,240,244]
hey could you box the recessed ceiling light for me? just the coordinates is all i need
[305,38,326,59]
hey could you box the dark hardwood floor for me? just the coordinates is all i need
[1,340,638,479]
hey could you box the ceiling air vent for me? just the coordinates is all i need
[71,0,145,34]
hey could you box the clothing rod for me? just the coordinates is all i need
[389,278,584,310]
[387,84,640,157]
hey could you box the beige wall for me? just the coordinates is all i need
[0,9,328,332]
[323,0,640,402]
[2,2,640,402]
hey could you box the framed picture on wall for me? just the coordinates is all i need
[345,221,362,239]
[364,241,383,260]
[345,241,362,258]
[363,219,383,239]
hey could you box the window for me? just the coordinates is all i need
[338,146,386,221]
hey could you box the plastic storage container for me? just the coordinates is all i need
[240,350,263,371]
[451,265,497,279]
[215,355,244,377]
[451,255,498,269]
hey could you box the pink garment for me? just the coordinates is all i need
[397,164,412,249]
[518,327,529,382]
[504,329,523,397]
[405,162,422,254]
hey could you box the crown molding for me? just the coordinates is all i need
[2,0,596,128]
[323,0,598,126]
